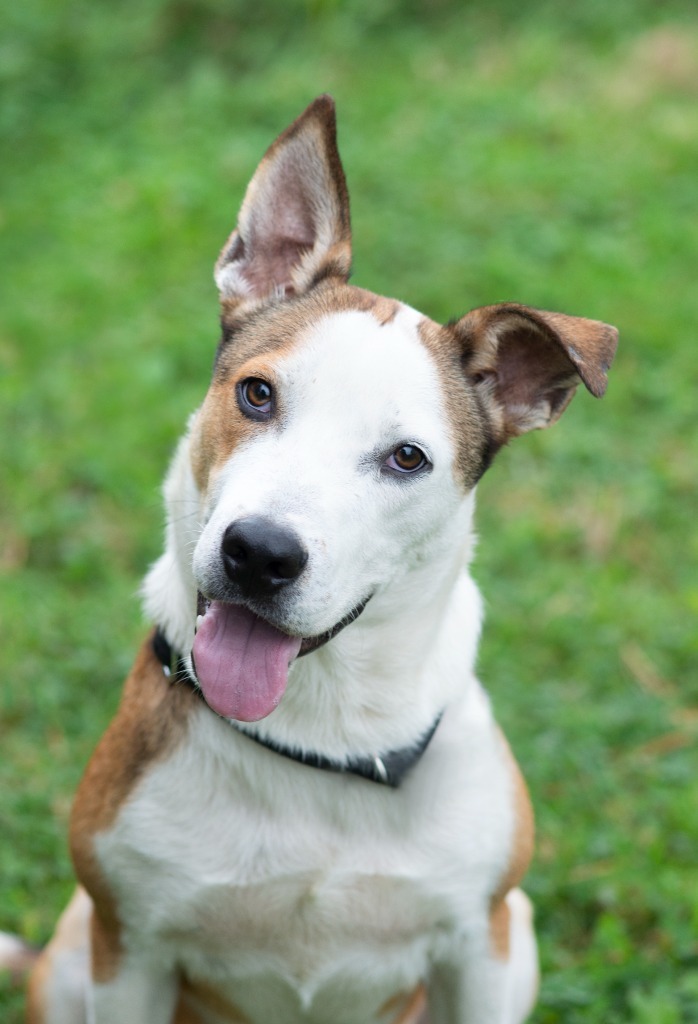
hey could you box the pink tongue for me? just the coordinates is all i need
[192,602,302,721]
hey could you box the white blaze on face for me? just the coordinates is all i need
[192,305,465,641]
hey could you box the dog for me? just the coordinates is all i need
[20,95,617,1024]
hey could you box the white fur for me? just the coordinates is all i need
[93,683,516,1024]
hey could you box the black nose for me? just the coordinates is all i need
[221,517,308,598]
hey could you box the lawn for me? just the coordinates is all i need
[1,1,697,1021]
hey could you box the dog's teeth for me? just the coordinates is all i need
[196,614,203,632]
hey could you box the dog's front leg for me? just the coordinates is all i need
[87,915,177,1024]
[88,962,177,1024]
[428,890,538,1024]
[429,955,517,1024]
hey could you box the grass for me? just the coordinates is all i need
[1,1,697,1020]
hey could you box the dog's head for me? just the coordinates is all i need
[145,96,617,724]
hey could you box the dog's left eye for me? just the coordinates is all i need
[238,378,273,419]
[383,444,429,475]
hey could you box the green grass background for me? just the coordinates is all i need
[1,1,697,1020]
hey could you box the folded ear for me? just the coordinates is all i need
[215,95,351,310]
[452,303,618,441]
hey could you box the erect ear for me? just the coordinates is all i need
[214,95,351,311]
[452,303,618,441]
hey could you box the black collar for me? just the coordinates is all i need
[152,628,441,788]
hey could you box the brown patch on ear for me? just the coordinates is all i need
[69,634,195,983]
[215,95,352,311]
[489,730,535,960]
[452,303,618,442]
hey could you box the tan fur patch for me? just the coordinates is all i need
[379,982,428,1023]
[175,977,251,1023]
[488,731,535,960]
[417,317,494,489]
[172,1000,206,1024]
[370,294,401,325]
[25,950,49,1024]
[489,897,512,963]
[69,634,195,982]
[89,908,121,986]
[217,278,406,357]
[190,376,265,494]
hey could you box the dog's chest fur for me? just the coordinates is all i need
[93,683,514,1021]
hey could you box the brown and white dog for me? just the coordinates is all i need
[20,96,617,1024]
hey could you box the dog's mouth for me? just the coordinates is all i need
[191,593,370,723]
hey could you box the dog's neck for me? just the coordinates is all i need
[236,536,481,761]
[143,435,483,761]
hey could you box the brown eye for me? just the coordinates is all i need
[238,378,273,418]
[384,444,428,475]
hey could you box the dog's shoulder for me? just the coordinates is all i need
[69,633,194,897]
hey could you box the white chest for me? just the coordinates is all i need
[94,697,513,1020]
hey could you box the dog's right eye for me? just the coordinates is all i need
[238,378,274,419]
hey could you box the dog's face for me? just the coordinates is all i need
[188,288,486,720]
[191,296,473,636]
[150,96,617,724]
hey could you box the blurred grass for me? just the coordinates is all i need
[1,1,697,1021]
